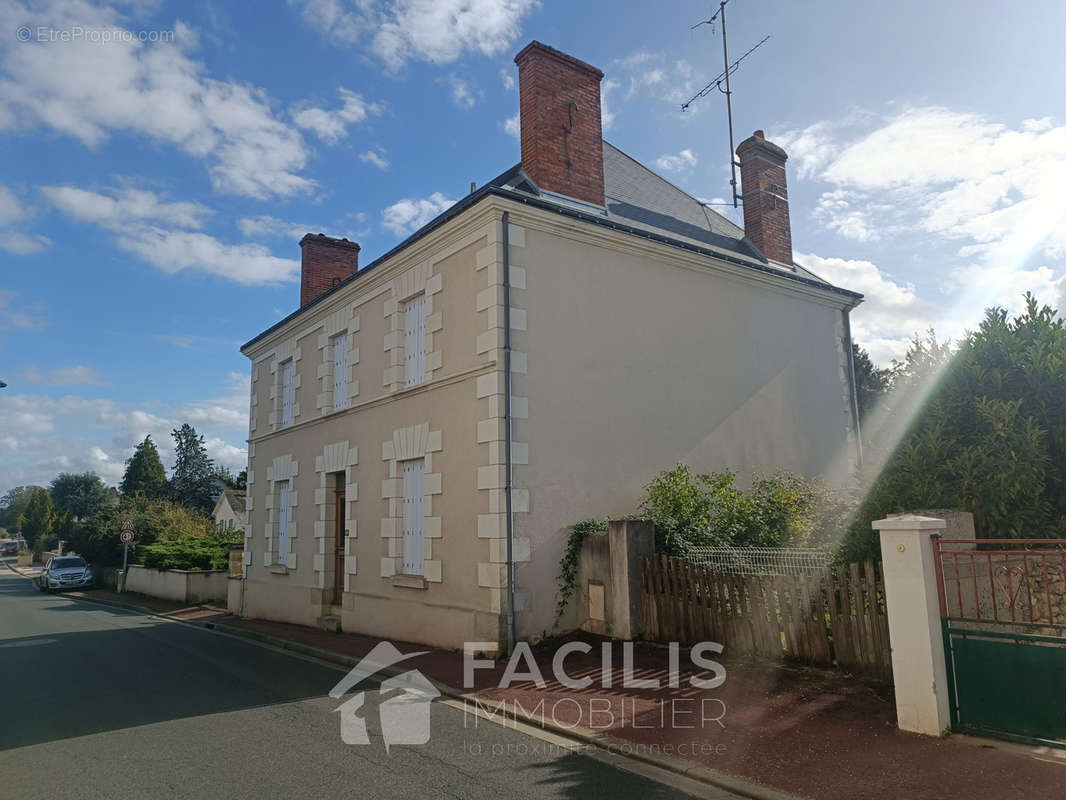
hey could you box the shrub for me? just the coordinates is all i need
[142,527,240,571]
[67,495,215,567]
[639,465,842,555]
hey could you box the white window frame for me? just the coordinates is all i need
[402,459,425,576]
[277,479,291,563]
[280,360,294,426]
[404,295,426,388]
[332,333,349,411]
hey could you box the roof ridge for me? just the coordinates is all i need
[601,139,745,238]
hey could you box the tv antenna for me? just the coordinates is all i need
[682,0,771,208]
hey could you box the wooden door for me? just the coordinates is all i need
[333,490,345,605]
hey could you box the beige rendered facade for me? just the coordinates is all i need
[239,193,860,649]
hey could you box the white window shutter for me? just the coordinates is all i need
[404,296,426,388]
[281,361,294,426]
[402,459,425,575]
[332,334,349,411]
[277,480,291,562]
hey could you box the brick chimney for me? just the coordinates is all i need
[299,234,360,306]
[514,41,605,207]
[736,130,793,265]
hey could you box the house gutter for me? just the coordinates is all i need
[842,308,864,471]
[502,211,517,654]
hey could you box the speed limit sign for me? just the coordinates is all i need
[120,530,134,543]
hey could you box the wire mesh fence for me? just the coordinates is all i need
[684,546,832,576]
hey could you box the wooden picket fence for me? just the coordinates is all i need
[640,556,892,679]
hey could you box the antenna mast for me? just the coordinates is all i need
[684,1,770,208]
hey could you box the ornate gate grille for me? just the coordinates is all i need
[934,538,1066,747]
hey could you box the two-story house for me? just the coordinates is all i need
[238,41,863,651]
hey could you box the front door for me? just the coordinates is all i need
[333,490,346,605]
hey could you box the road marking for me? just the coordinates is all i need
[0,638,58,648]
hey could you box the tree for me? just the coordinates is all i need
[20,487,56,553]
[120,435,167,499]
[0,485,41,530]
[169,424,214,514]
[69,495,217,568]
[852,343,889,420]
[49,472,111,520]
[839,295,1066,563]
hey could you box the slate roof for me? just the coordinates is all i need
[222,489,246,516]
[242,143,860,350]
[493,141,840,288]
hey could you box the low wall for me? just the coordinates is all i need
[575,520,655,640]
[124,565,228,604]
[227,576,243,614]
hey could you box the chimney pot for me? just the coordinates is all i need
[514,41,606,207]
[736,130,793,265]
[299,234,360,306]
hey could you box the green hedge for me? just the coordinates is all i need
[142,537,234,571]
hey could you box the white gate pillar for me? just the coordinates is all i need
[873,514,951,737]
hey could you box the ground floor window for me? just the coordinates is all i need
[277,479,291,563]
[402,459,424,575]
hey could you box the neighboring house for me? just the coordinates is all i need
[239,41,863,650]
[212,489,247,531]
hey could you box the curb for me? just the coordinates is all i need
[6,566,801,800]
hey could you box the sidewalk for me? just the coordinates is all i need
[22,573,1066,800]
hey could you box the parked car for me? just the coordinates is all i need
[34,555,93,592]
[2,541,18,556]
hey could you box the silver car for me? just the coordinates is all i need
[35,555,94,592]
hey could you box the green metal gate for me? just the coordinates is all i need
[935,538,1066,747]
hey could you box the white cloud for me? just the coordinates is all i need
[0,373,250,492]
[45,184,298,285]
[442,75,478,110]
[291,88,382,144]
[153,334,197,349]
[0,290,47,333]
[796,251,940,364]
[0,3,313,199]
[499,67,515,90]
[655,148,698,173]
[0,184,49,253]
[20,365,109,386]
[0,232,50,254]
[381,192,456,235]
[503,111,519,140]
[600,78,619,131]
[812,190,882,242]
[359,148,390,170]
[785,107,1066,355]
[607,51,702,115]
[236,215,322,241]
[114,228,299,285]
[789,108,1066,259]
[41,185,212,230]
[0,185,27,226]
[292,0,537,71]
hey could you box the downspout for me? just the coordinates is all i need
[502,212,517,654]
[842,307,864,471]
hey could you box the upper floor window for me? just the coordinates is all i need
[404,295,426,388]
[332,334,349,411]
[280,360,294,426]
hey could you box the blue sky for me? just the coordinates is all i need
[1,0,1065,493]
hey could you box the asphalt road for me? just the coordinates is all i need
[0,566,740,799]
